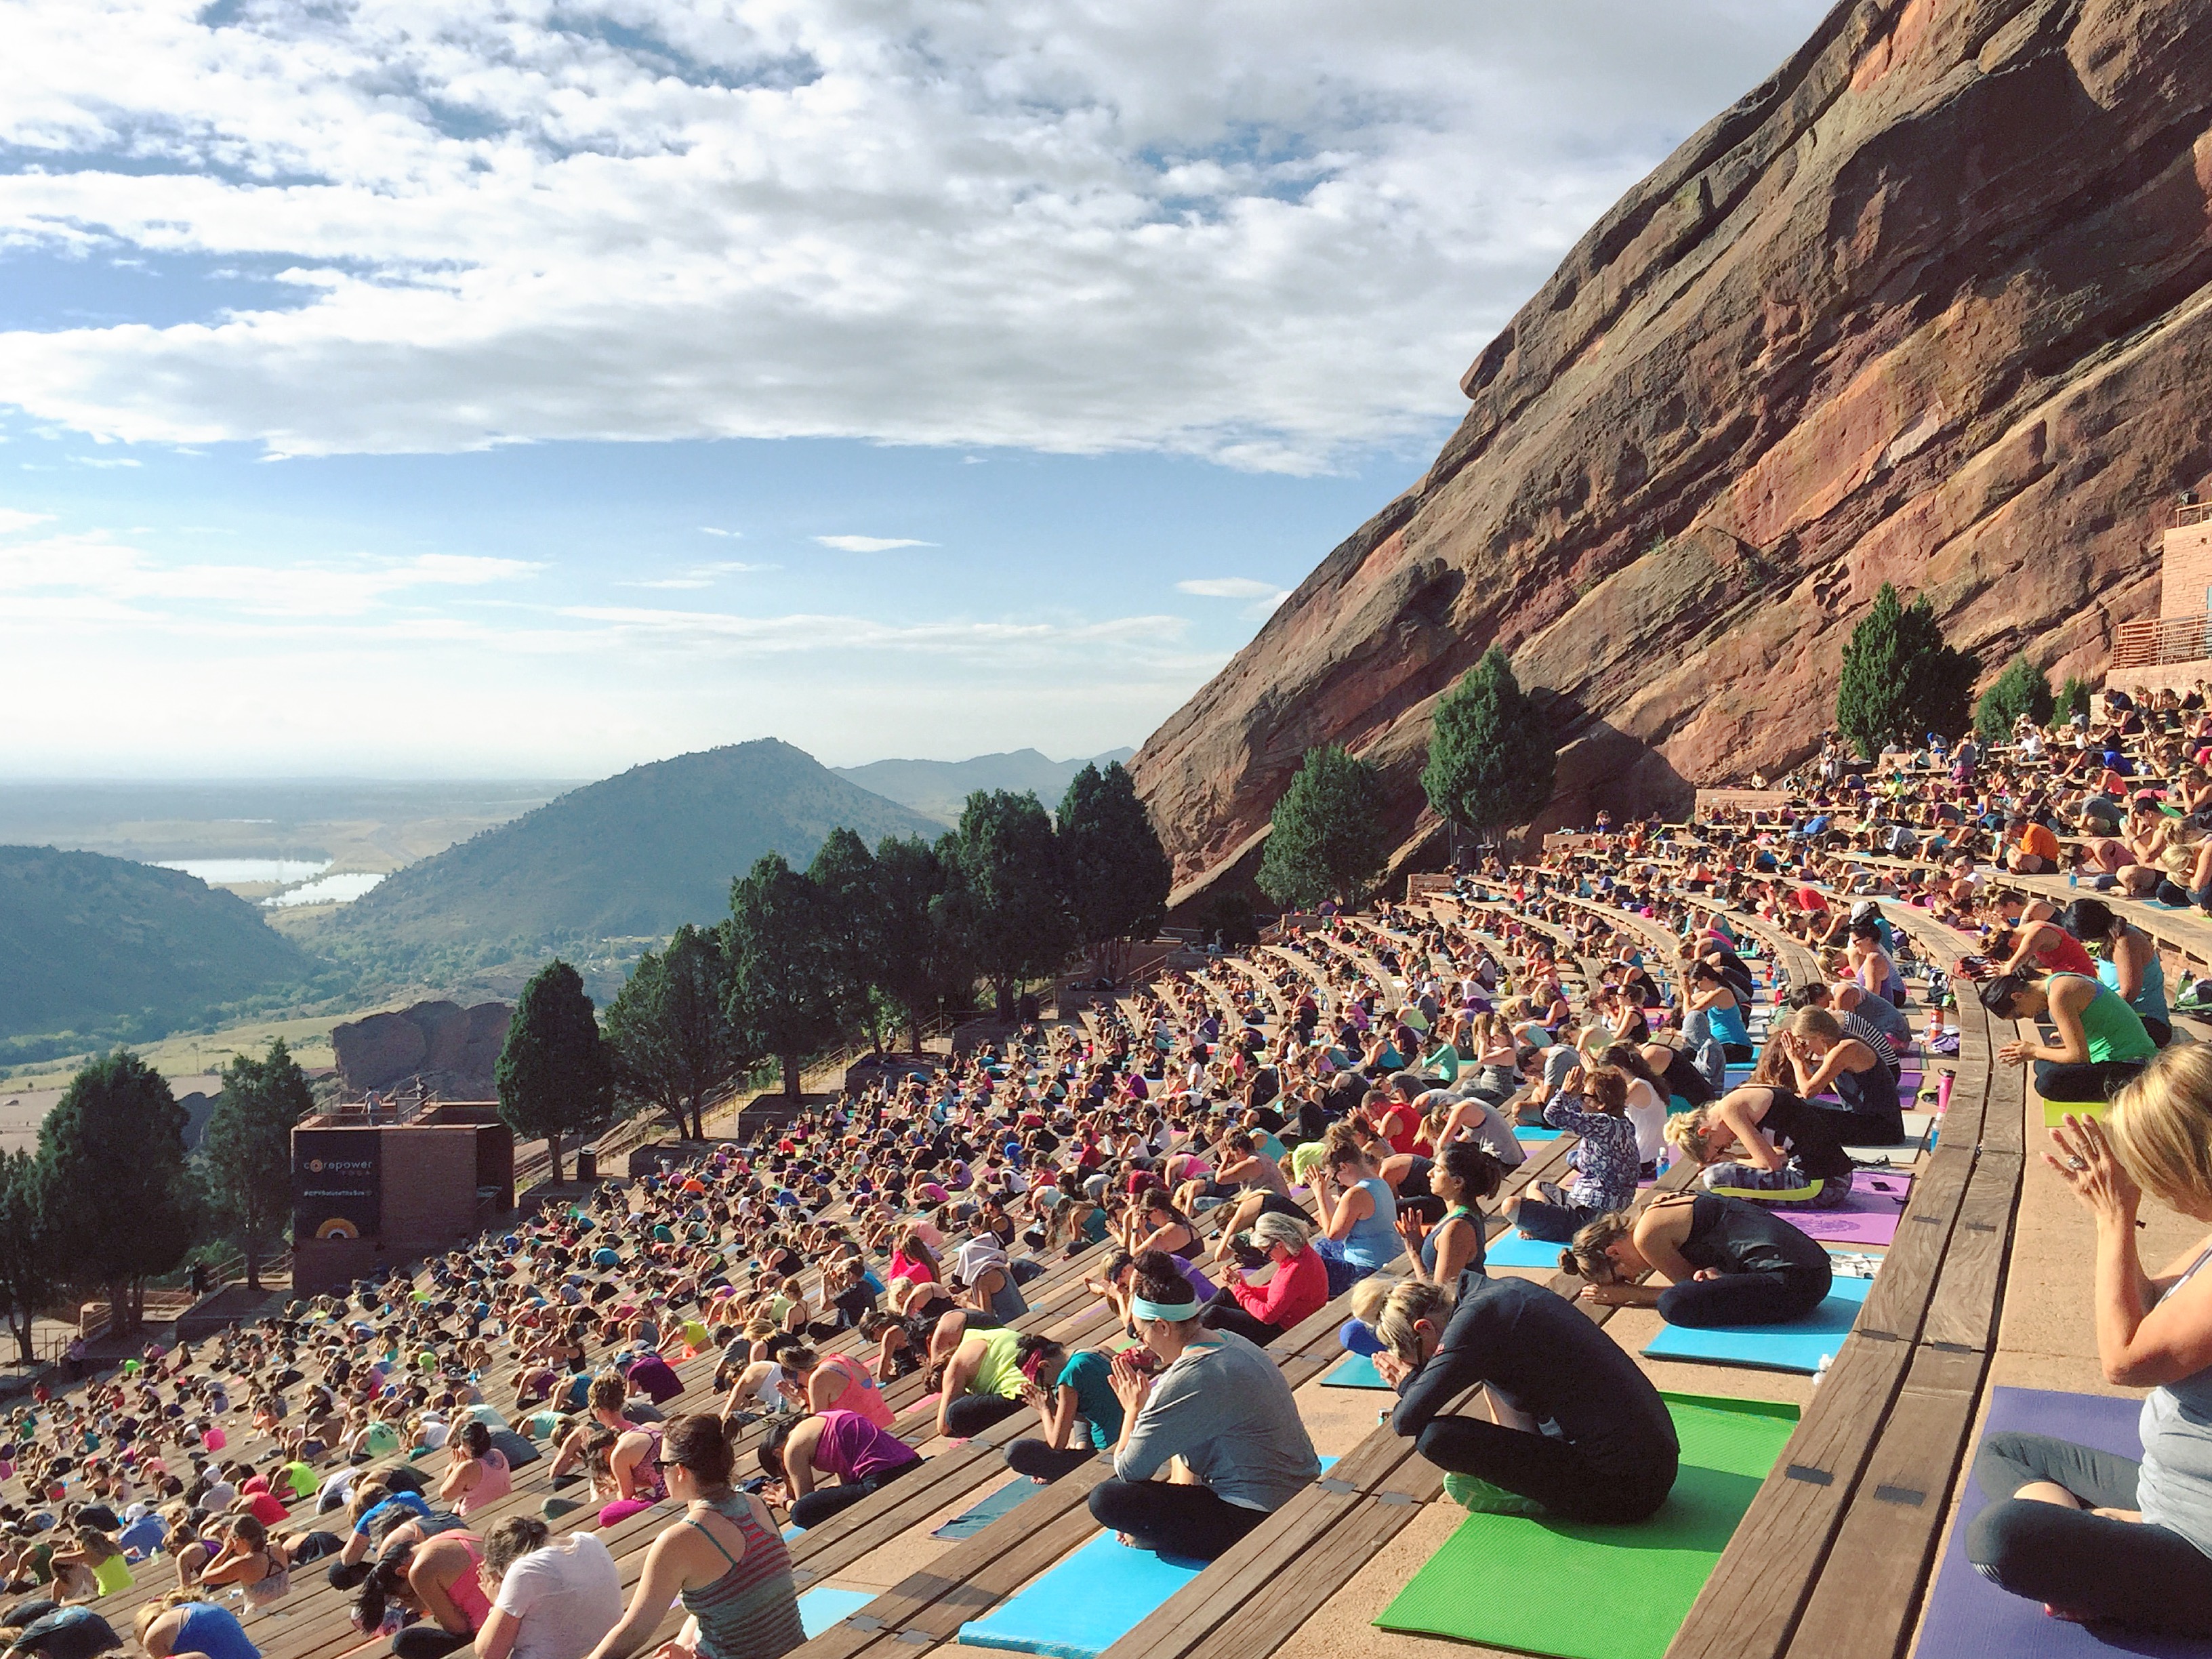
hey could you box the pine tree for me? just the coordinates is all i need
[1420,647,1557,852]
[941,791,1072,1017]
[723,854,846,1099]
[34,1050,196,1335]
[806,830,891,1050]
[201,1037,314,1289]
[1057,762,1172,986]
[1835,582,1979,757]
[0,1152,57,1364]
[2056,674,2093,723]
[495,961,614,1183]
[872,836,975,1050]
[602,924,752,1141]
[1256,745,1391,911]
[1973,654,2055,743]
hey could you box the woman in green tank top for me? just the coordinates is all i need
[1982,968,2155,1106]
[935,1325,1027,1441]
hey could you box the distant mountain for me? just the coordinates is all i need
[0,846,319,1054]
[834,747,1137,825]
[316,740,943,981]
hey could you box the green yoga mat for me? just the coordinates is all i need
[1375,1393,1799,1659]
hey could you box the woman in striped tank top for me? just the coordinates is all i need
[579,1414,804,1659]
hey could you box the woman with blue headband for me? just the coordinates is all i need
[1085,1252,1320,1560]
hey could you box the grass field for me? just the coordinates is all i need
[0,999,415,1092]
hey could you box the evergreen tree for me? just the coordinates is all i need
[34,1050,195,1335]
[723,853,845,1099]
[941,791,1072,1017]
[495,961,613,1183]
[1835,582,1979,757]
[1256,745,1391,911]
[2056,674,2093,723]
[1973,654,2055,743]
[201,1037,314,1290]
[1420,647,1557,852]
[0,1152,57,1365]
[806,829,892,1050]
[1202,888,1259,950]
[602,924,752,1141]
[1057,762,1172,986]
[872,836,974,1050]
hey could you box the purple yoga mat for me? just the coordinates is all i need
[1780,1169,1914,1246]
[1917,1385,2212,1658]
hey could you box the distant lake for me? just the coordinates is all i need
[264,872,386,907]
[157,857,332,884]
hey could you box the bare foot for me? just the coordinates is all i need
[2043,1605,2089,1624]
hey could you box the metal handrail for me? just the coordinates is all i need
[2113,612,2212,670]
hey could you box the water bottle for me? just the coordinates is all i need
[2068,869,2077,888]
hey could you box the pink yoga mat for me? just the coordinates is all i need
[1782,1170,1914,1246]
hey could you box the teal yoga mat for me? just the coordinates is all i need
[933,1477,1033,1538]
[1483,1227,1570,1269]
[1515,1126,1564,1141]
[958,1530,1206,1659]
[800,1586,877,1639]
[1322,1352,1389,1389]
[1641,1273,1871,1374]
[1376,1393,1801,1659]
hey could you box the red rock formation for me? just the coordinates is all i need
[333,1000,510,1099]
[1134,0,2212,901]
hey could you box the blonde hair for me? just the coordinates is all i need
[1560,1210,1637,1284]
[1663,1107,1715,1161]
[2107,1044,2212,1212]
[1787,1006,1843,1044]
[1347,1277,1395,1325]
[1373,1280,1453,1363]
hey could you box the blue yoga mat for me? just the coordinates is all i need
[1483,1227,1570,1269]
[1917,1386,2212,1658]
[959,1530,1206,1659]
[1641,1274,1871,1374]
[799,1586,877,1639]
[1322,1352,1389,1389]
[1515,1126,1564,1142]
[934,1477,1033,1538]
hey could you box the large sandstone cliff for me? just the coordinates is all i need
[1134,0,2212,900]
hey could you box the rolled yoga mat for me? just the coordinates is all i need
[1917,1385,2212,1659]
[1376,1393,1801,1659]
[1641,1273,1872,1374]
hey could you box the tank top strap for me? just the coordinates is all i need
[683,1498,750,1570]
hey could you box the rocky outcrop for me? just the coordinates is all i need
[1134,0,2212,901]
[333,1000,510,1099]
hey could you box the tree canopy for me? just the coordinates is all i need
[1257,745,1391,911]
[201,1037,314,1290]
[1421,647,1557,844]
[941,790,1071,1015]
[870,834,973,1049]
[602,924,752,1141]
[724,853,846,1099]
[0,1152,56,1364]
[495,960,613,1183]
[1835,582,1978,756]
[1973,654,2055,743]
[35,1049,195,1334]
[1057,762,1172,985]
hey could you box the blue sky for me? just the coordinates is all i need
[0,0,1828,778]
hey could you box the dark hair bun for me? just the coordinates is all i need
[1129,1250,1190,1305]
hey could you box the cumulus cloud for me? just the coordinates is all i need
[0,0,1824,472]
[812,535,935,552]
[0,509,54,533]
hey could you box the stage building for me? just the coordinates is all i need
[291,1101,514,1296]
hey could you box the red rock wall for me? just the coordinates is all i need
[332,1000,511,1097]
[1132,0,2212,899]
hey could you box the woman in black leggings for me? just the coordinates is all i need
[1372,1274,1677,1520]
[1561,1192,1832,1327]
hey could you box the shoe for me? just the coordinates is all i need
[1441,1472,1545,1517]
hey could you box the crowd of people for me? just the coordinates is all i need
[5,682,2212,1654]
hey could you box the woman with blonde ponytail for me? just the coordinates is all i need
[1371,1264,1677,1521]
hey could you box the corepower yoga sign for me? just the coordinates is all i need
[295,1129,382,1241]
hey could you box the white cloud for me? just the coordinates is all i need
[813,535,935,552]
[0,510,54,534]
[1178,577,1284,599]
[617,559,778,588]
[698,526,743,537]
[70,455,141,468]
[0,1,1826,473]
